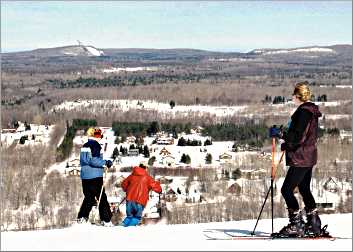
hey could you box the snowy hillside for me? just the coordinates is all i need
[1,213,351,251]
[49,99,351,123]
[251,47,336,55]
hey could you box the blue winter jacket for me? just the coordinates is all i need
[80,139,106,179]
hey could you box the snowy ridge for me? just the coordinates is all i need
[102,67,158,73]
[84,45,104,56]
[251,47,336,55]
[50,99,246,118]
[1,213,351,251]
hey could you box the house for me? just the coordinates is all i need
[219,152,233,163]
[65,168,80,177]
[161,155,176,167]
[156,137,174,145]
[165,188,177,202]
[159,147,171,156]
[190,126,203,134]
[339,130,352,143]
[158,176,173,184]
[227,183,242,195]
[323,177,339,193]
[241,168,267,180]
[128,149,139,156]
[126,136,136,143]
[1,129,16,133]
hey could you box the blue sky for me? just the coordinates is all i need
[1,1,352,52]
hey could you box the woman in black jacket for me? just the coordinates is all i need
[277,81,322,237]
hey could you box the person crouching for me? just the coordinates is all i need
[121,161,162,227]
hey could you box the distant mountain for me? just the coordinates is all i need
[249,44,351,56]
[3,44,351,59]
[5,44,104,57]
[247,44,352,66]
[1,44,351,73]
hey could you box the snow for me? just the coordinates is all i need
[324,114,351,120]
[84,46,104,56]
[1,213,351,251]
[49,99,247,120]
[102,67,158,73]
[336,85,352,89]
[0,123,54,146]
[253,47,336,55]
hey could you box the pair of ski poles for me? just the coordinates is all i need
[251,137,285,235]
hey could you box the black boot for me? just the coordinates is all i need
[304,207,321,236]
[275,209,305,237]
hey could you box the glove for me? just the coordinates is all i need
[280,142,286,151]
[105,160,113,168]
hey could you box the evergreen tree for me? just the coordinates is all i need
[112,147,119,159]
[180,154,187,163]
[231,169,242,180]
[138,145,143,154]
[177,137,187,146]
[205,153,212,164]
[204,138,212,146]
[147,121,160,136]
[143,145,150,158]
[148,156,156,166]
[180,154,191,164]
[169,100,176,109]
[185,154,191,164]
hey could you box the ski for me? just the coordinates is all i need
[204,231,341,241]
[203,227,345,241]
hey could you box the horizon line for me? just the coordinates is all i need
[2,43,352,54]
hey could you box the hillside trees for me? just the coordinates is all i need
[56,119,97,162]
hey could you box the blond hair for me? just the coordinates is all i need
[293,81,312,102]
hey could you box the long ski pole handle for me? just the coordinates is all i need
[271,151,285,180]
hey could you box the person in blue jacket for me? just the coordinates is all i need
[77,127,113,226]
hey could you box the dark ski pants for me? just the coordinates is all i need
[77,177,112,222]
[281,166,317,211]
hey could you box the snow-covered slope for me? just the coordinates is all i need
[251,47,336,55]
[1,213,351,251]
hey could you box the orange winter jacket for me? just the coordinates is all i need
[121,166,162,206]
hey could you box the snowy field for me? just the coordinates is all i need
[1,213,351,251]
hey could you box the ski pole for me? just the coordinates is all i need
[251,146,285,235]
[96,157,116,206]
[271,150,285,233]
[96,167,108,208]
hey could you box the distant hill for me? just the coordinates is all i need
[1,44,351,73]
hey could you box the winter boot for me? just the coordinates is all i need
[275,209,305,237]
[76,217,88,224]
[101,221,114,227]
[304,207,321,236]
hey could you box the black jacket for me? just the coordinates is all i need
[281,102,322,167]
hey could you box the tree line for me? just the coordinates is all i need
[46,71,228,89]
[56,119,97,162]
